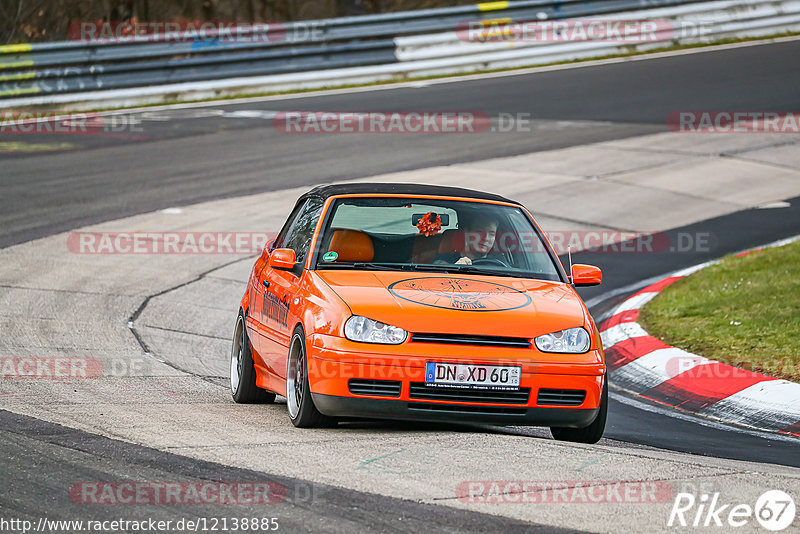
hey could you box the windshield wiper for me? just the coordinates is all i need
[320,262,531,278]
[319,262,414,271]
[410,264,530,278]
[408,263,463,274]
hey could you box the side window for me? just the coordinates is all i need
[275,197,324,266]
[273,203,304,251]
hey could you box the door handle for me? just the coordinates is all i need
[262,280,270,289]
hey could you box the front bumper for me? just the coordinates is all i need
[312,392,600,427]
[307,334,605,427]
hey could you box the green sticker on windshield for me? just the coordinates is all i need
[323,251,338,262]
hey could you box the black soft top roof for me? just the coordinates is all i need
[298,183,520,205]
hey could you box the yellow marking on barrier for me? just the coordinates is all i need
[478,1,509,11]
[0,86,40,97]
[484,29,517,38]
[0,142,76,153]
[0,60,34,69]
[0,71,35,82]
[0,43,32,54]
[480,17,512,26]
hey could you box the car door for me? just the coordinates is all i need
[258,197,324,379]
[246,243,272,363]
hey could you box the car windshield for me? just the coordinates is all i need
[313,196,563,281]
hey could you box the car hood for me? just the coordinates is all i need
[317,270,586,338]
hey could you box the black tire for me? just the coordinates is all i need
[286,325,336,428]
[230,311,276,404]
[550,377,607,444]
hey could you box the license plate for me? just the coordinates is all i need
[425,362,521,390]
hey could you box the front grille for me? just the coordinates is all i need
[409,383,530,404]
[348,379,402,397]
[537,389,586,406]
[408,402,527,416]
[411,333,531,348]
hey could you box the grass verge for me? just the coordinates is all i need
[639,239,800,382]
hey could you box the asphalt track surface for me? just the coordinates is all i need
[1,410,567,533]
[2,40,800,530]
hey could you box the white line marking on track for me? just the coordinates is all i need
[222,110,279,119]
[585,273,669,311]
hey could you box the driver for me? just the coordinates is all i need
[433,212,499,265]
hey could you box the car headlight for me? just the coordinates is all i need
[534,327,590,353]
[344,316,408,344]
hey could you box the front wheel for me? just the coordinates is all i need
[550,377,607,444]
[230,312,276,404]
[286,325,336,428]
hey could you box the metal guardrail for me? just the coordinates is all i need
[0,0,797,108]
[395,0,800,65]
[0,0,707,99]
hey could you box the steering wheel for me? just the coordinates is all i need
[470,257,511,268]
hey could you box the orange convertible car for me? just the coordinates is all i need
[231,183,607,442]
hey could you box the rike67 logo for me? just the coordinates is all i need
[669,490,795,531]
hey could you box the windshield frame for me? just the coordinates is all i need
[308,194,568,283]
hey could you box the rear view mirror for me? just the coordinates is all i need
[572,264,602,286]
[269,248,296,270]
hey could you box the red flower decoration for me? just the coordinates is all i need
[416,212,442,237]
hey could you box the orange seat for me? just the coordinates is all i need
[327,229,374,262]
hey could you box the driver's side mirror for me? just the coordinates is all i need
[571,264,602,286]
[269,248,296,270]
